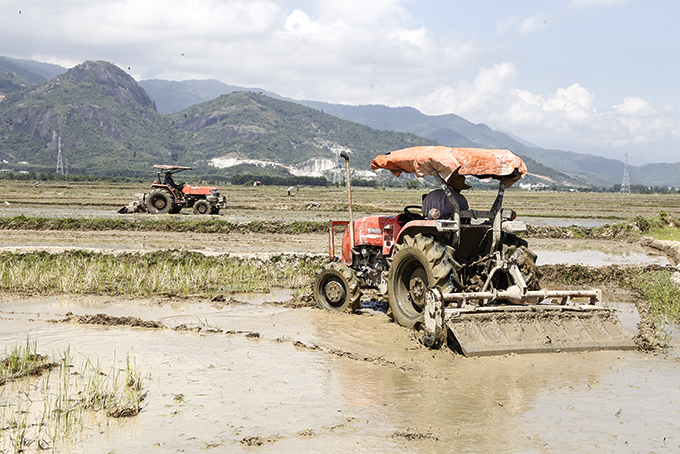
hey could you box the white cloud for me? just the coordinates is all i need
[613,97,659,117]
[2,0,678,163]
[283,9,324,37]
[414,63,680,160]
[4,0,482,99]
[495,16,518,36]
[518,12,552,34]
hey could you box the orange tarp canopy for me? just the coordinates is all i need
[370,146,527,185]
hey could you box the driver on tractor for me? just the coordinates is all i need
[422,173,470,221]
[164,171,184,196]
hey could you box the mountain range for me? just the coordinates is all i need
[1,57,677,186]
[142,79,679,187]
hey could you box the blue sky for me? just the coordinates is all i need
[2,0,679,164]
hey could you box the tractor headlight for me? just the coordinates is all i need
[501,208,517,221]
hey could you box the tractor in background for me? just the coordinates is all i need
[118,165,226,215]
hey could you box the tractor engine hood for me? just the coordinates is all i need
[370,146,527,187]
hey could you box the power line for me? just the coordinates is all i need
[620,153,630,193]
[56,136,64,175]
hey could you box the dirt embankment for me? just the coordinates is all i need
[640,237,680,266]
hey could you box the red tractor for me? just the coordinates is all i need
[313,146,634,356]
[144,165,226,215]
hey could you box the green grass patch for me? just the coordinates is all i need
[0,250,324,297]
[646,227,680,241]
[630,269,680,322]
[0,215,331,234]
[541,264,680,323]
[526,211,680,240]
[0,339,58,385]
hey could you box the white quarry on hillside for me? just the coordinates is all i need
[209,156,336,177]
[209,145,377,179]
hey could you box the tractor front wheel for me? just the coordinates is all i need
[145,190,175,215]
[388,233,460,329]
[193,200,211,215]
[313,262,361,313]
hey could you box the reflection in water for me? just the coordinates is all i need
[535,249,669,266]
[523,217,610,228]
[0,295,677,453]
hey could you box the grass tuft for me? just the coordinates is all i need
[0,215,332,235]
[0,342,148,451]
[0,250,324,297]
[525,211,680,240]
[540,264,680,323]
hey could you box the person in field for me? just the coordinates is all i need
[422,173,470,220]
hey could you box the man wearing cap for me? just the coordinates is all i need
[422,174,470,220]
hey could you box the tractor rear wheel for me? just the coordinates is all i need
[193,200,211,215]
[146,190,175,215]
[313,262,361,313]
[388,233,460,329]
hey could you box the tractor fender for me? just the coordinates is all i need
[392,220,442,252]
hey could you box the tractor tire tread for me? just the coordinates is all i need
[388,233,460,329]
[313,262,361,313]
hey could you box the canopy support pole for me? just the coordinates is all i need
[433,172,460,248]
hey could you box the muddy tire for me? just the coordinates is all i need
[313,262,361,313]
[388,234,460,329]
[146,190,175,215]
[193,200,211,215]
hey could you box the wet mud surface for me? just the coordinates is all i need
[0,230,672,267]
[1,222,680,452]
[1,294,679,453]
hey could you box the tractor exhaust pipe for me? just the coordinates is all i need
[340,151,354,249]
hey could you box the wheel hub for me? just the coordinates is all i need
[324,280,346,304]
[408,269,428,309]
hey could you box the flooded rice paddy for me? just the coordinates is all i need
[1,192,679,452]
[1,293,678,453]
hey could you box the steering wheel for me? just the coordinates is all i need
[403,205,424,220]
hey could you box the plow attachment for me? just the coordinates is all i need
[423,288,636,356]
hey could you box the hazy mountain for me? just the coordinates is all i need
[133,78,664,186]
[168,91,438,171]
[133,79,593,185]
[0,57,67,91]
[311,101,680,186]
[139,79,283,115]
[0,61,576,185]
[2,58,668,186]
[633,162,680,186]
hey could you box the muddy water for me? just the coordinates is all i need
[530,238,670,266]
[521,217,611,228]
[535,249,669,266]
[1,295,678,453]
[0,205,348,223]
